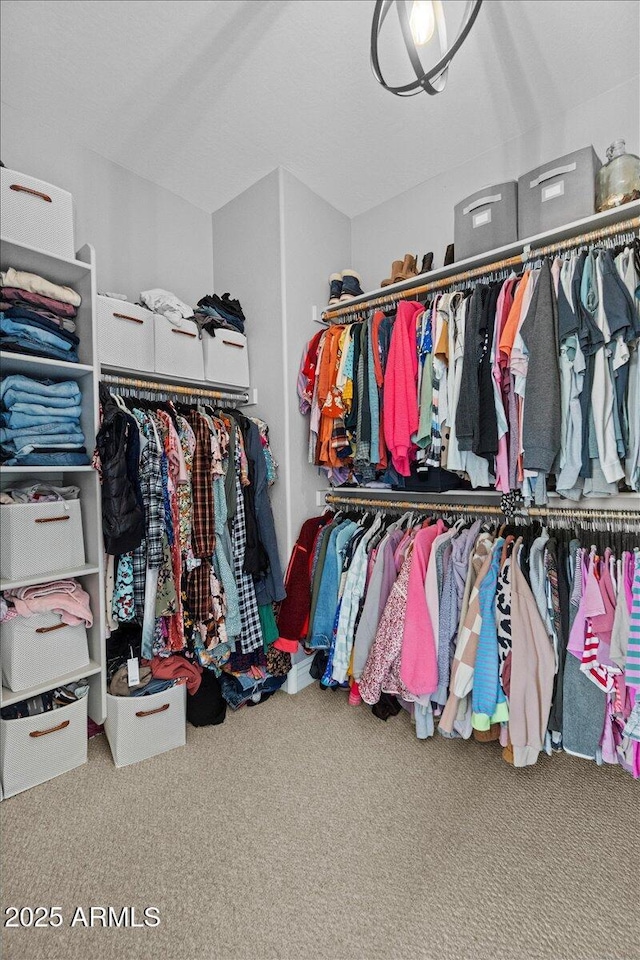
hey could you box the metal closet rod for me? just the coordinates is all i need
[322,214,640,322]
[324,493,640,523]
[100,374,249,406]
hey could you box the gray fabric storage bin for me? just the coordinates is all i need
[454,181,518,260]
[518,146,600,238]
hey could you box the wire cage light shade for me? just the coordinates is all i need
[371,0,483,96]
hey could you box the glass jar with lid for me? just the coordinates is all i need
[595,139,640,212]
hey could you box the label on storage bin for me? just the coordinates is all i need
[542,180,565,202]
[127,658,140,686]
[472,209,492,228]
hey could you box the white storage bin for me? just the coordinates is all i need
[0,167,75,260]
[281,655,315,694]
[104,683,186,768]
[154,318,204,381]
[1,612,89,693]
[0,500,85,583]
[96,296,155,372]
[0,697,87,798]
[203,329,250,387]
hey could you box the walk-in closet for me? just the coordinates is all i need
[1,2,639,959]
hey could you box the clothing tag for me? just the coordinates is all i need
[542,180,565,202]
[473,208,492,228]
[127,657,140,686]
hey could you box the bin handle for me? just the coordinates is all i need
[10,183,52,203]
[34,515,70,524]
[29,719,70,738]
[462,193,502,215]
[172,329,197,339]
[35,622,66,634]
[222,339,245,349]
[135,703,170,718]
[529,162,577,188]
[113,312,144,325]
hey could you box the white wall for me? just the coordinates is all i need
[1,101,213,304]
[211,168,351,564]
[351,78,640,291]
[280,169,351,551]
[211,169,287,549]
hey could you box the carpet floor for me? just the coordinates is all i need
[1,682,637,960]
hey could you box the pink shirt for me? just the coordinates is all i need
[383,300,422,476]
[399,521,446,696]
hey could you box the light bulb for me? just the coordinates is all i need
[409,0,436,46]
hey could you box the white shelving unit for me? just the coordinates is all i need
[0,236,106,726]
[322,200,640,319]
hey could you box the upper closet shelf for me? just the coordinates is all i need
[0,563,100,593]
[323,200,640,320]
[0,351,94,381]
[0,236,93,286]
[100,365,253,402]
[1,660,102,708]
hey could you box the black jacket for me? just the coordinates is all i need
[97,385,145,555]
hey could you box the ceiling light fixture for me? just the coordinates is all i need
[371,0,483,96]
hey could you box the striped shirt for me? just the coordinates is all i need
[625,551,640,688]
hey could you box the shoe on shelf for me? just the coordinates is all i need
[420,252,434,274]
[328,273,343,305]
[339,269,364,301]
[444,243,455,266]
[381,259,403,287]
[394,254,418,282]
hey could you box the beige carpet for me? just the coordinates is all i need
[1,683,637,960]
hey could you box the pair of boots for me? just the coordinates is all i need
[380,252,433,287]
[328,269,364,305]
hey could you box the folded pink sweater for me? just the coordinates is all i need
[5,579,93,626]
[399,521,445,695]
[383,301,422,476]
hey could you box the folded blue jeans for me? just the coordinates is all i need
[0,421,84,441]
[7,402,83,418]
[0,335,79,363]
[130,678,178,697]
[10,437,86,455]
[2,307,80,345]
[2,388,83,409]
[0,374,82,401]
[1,452,90,466]
[0,315,75,353]
[0,411,82,430]
[219,673,284,709]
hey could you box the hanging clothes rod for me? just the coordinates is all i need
[523,216,639,260]
[322,213,640,322]
[101,373,249,406]
[324,493,640,524]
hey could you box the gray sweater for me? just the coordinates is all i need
[520,260,562,473]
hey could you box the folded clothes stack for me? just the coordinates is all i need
[219,666,286,709]
[0,374,89,465]
[107,654,201,698]
[0,480,80,504]
[2,578,93,627]
[0,680,89,720]
[194,292,245,336]
[0,267,81,362]
[139,287,194,326]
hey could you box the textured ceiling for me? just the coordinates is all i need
[1,0,638,217]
